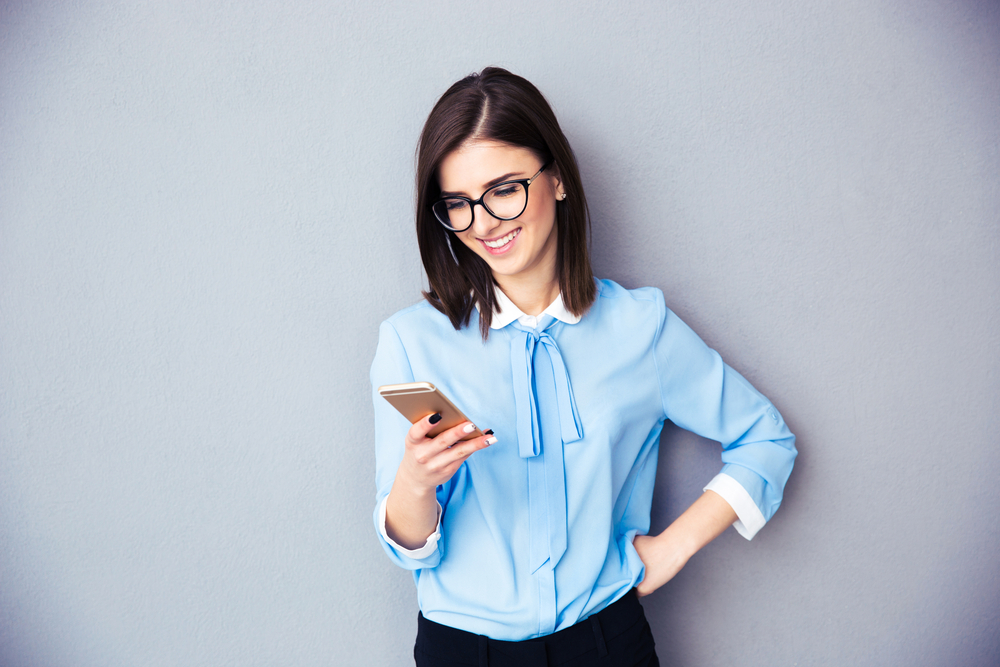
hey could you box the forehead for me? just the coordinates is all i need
[437,140,538,193]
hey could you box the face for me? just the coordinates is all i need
[437,140,564,290]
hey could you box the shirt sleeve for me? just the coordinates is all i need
[377,495,443,559]
[651,292,797,540]
[370,319,445,569]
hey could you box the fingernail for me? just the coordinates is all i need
[429,413,442,425]
[463,423,476,434]
[483,429,494,436]
[485,436,497,445]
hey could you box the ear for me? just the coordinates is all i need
[550,164,566,200]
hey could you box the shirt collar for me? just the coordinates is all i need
[488,287,581,330]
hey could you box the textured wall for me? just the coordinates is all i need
[1,1,997,665]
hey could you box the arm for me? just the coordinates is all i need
[370,321,445,567]
[633,490,736,597]
[635,293,796,594]
[371,320,496,564]
[652,297,796,536]
[385,414,494,549]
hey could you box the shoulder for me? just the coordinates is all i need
[570,279,668,344]
[380,299,478,343]
[591,278,666,318]
[382,300,439,326]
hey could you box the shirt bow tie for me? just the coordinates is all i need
[509,316,583,573]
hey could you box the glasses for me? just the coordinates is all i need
[432,163,549,232]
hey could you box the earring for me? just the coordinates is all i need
[559,193,568,200]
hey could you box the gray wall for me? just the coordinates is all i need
[2,1,997,665]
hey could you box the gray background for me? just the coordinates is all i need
[2,1,998,665]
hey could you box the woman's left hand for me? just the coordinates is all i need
[632,533,691,598]
[632,490,739,597]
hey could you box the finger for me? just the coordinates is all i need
[429,420,482,449]
[405,412,444,446]
[431,432,495,469]
[409,420,482,465]
[416,431,493,472]
[417,423,481,464]
[410,418,476,452]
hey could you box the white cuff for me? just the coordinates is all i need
[378,495,442,559]
[704,473,767,540]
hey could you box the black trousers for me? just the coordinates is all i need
[414,589,659,667]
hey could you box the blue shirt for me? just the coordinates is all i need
[371,279,796,641]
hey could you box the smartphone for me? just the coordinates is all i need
[378,382,484,441]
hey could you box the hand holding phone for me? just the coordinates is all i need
[379,382,496,550]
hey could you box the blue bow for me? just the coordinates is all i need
[509,317,583,572]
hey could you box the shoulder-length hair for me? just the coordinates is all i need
[415,67,596,340]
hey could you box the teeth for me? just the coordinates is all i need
[483,229,519,249]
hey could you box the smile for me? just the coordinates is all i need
[480,228,520,253]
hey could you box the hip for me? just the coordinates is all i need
[414,589,659,667]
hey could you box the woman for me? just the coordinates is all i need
[371,67,796,666]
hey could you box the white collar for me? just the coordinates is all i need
[487,287,581,330]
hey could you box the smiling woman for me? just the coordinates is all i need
[438,142,561,311]
[414,69,596,341]
[370,67,797,667]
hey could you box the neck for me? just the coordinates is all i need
[495,275,560,317]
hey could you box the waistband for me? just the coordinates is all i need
[415,589,645,666]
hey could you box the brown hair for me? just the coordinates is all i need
[415,67,596,340]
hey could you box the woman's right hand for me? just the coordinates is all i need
[384,414,494,550]
[396,413,495,493]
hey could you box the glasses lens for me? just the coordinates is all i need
[432,198,471,230]
[484,182,527,219]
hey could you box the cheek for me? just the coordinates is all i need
[526,195,557,232]
[456,231,480,253]
[526,181,557,219]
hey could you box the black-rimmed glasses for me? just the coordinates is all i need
[432,163,549,232]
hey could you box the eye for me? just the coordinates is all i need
[444,199,469,211]
[490,183,523,198]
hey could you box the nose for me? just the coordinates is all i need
[469,202,501,236]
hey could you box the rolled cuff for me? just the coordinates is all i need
[704,473,767,540]
[378,495,443,559]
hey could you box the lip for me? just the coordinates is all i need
[478,227,521,256]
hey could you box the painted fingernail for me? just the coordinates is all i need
[429,413,442,425]
[485,436,497,445]
[483,429,494,436]
[463,423,476,434]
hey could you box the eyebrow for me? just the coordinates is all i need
[439,171,524,198]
